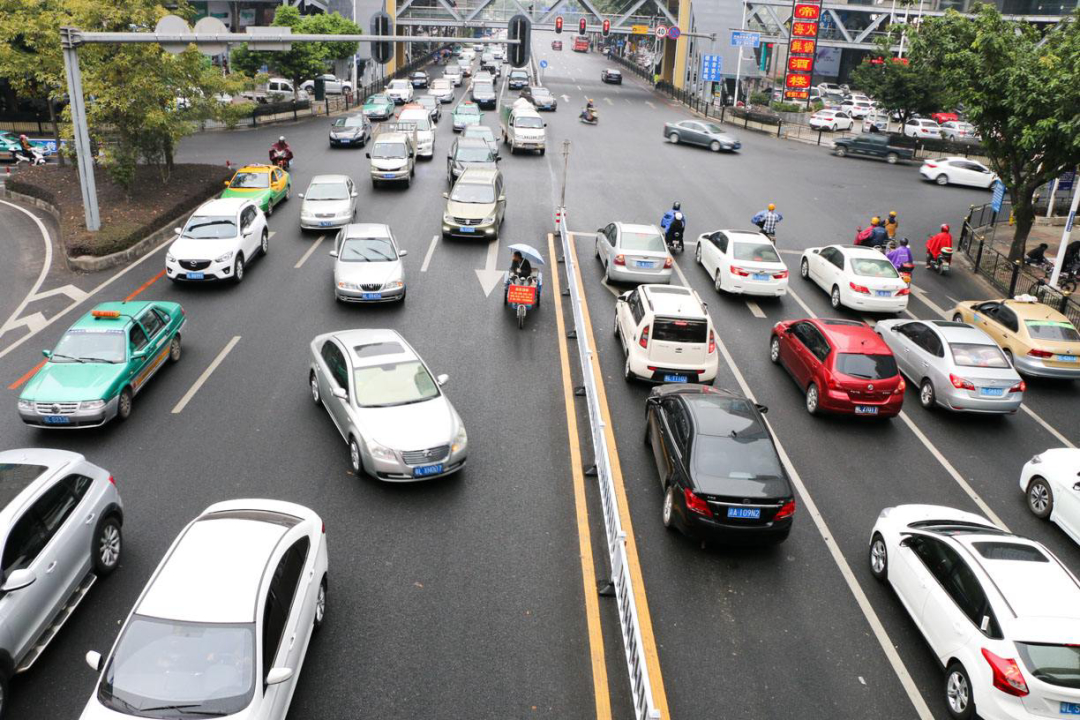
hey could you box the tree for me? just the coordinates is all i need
[849,32,946,129]
[911,7,1080,260]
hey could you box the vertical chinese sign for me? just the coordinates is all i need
[785,0,822,105]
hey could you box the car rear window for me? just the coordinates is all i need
[1016,643,1080,689]
[732,241,781,263]
[1025,320,1080,342]
[850,258,900,278]
[652,318,708,343]
[834,353,898,379]
[620,231,666,252]
[949,343,1009,368]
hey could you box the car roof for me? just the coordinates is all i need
[1001,298,1071,321]
[834,244,888,258]
[455,137,490,149]
[0,448,83,518]
[138,514,292,623]
[923,321,995,345]
[197,197,249,214]
[234,165,271,174]
[464,125,494,134]
[332,328,417,367]
[723,229,774,244]
[342,223,391,239]
[308,174,351,185]
[458,166,499,184]
[641,285,705,317]
[811,318,888,353]
[70,301,154,331]
[374,132,409,143]
[616,222,662,236]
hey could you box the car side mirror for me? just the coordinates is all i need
[266,667,294,686]
[1,568,36,592]
[498,195,506,202]
[495,157,501,162]
[399,249,408,257]
[351,191,358,198]
[366,152,371,159]
[646,396,661,406]
[442,192,449,199]
[328,250,339,258]
[784,326,796,334]
[85,650,102,672]
[332,387,347,400]
[899,536,914,547]
[437,373,449,387]
[42,349,51,359]
[298,193,304,198]
[755,403,769,414]
[222,180,229,187]
[174,227,182,235]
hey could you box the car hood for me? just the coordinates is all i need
[454,115,481,125]
[371,158,407,171]
[330,126,365,136]
[335,260,403,286]
[446,199,495,219]
[221,187,271,201]
[302,198,352,216]
[358,396,458,451]
[169,235,239,260]
[22,361,122,402]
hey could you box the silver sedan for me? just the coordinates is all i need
[299,174,358,231]
[330,223,407,303]
[594,222,673,285]
[875,319,1024,413]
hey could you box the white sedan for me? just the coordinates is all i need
[429,79,455,103]
[940,121,978,140]
[920,157,998,189]
[1021,448,1080,545]
[809,110,854,132]
[904,117,942,138]
[695,229,788,296]
[385,79,414,104]
[800,244,909,312]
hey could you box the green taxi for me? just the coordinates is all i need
[0,131,20,154]
[17,301,186,428]
[362,93,394,121]
[452,101,483,132]
[220,164,291,216]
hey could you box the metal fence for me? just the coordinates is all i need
[557,207,662,720]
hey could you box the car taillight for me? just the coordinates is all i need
[1027,348,1053,358]
[683,488,713,517]
[614,254,626,266]
[893,377,906,394]
[849,282,870,294]
[1009,380,1026,393]
[730,265,750,277]
[663,257,673,269]
[897,287,910,296]
[108,475,116,486]
[774,500,796,521]
[708,330,716,354]
[982,648,1029,697]
[925,162,938,168]
[639,325,650,349]
[950,374,976,391]
[826,374,843,390]
[773,270,789,279]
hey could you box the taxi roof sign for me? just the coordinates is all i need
[92,310,122,318]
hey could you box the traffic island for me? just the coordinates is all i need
[4,163,230,272]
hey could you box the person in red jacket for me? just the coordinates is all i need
[926,224,953,263]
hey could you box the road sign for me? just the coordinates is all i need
[655,24,667,38]
[539,59,548,69]
[667,26,681,40]
[631,24,648,35]
[1058,170,1076,192]
[991,180,1006,213]
[730,30,761,48]
[701,54,723,81]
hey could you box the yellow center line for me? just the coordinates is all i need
[548,233,613,720]
[567,232,671,717]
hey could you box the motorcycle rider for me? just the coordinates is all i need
[751,203,782,239]
[580,99,597,123]
[509,250,532,281]
[660,201,684,233]
[866,217,889,248]
[13,134,35,162]
[1025,242,1050,265]
[926,224,953,265]
[269,136,293,168]
[886,237,914,271]
[665,210,686,251]
[884,210,899,240]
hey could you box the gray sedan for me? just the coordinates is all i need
[663,120,741,152]
[330,223,406,303]
[875,319,1024,413]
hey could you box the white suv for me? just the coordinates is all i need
[869,505,1080,720]
[385,79,413,104]
[167,198,269,284]
[614,284,718,384]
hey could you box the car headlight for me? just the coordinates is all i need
[166,252,175,263]
[214,251,233,263]
[443,214,455,224]
[1030,454,1042,465]
[384,280,404,290]
[337,281,359,290]
[482,215,496,225]
[452,424,468,454]
[366,438,396,461]
[80,399,106,410]
[17,399,32,411]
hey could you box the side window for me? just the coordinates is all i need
[628,290,645,325]
[320,342,349,391]
[792,322,814,348]
[32,481,80,548]
[605,225,616,245]
[129,324,149,353]
[830,251,846,270]
[242,207,256,231]
[1,511,47,577]
[712,232,728,254]
[997,307,1019,333]
[912,535,956,585]
[261,537,310,674]
[923,330,944,357]
[805,326,831,362]
[898,322,925,344]
[138,310,164,338]
[64,474,94,505]
[152,307,170,326]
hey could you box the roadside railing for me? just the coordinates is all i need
[557,207,662,720]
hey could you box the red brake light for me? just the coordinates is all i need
[982,648,1029,697]
[893,377,906,394]
[322,521,326,534]
[708,330,716,354]
[773,270,789,279]
[774,500,796,521]
[849,282,870,294]
[639,325,650,349]
[663,257,673,269]
[1009,380,1026,393]
[897,287,910,296]
[950,374,976,391]
[730,265,750,277]
[614,254,626,266]
[925,162,938,168]
[108,475,116,486]
[1027,348,1053,358]
[683,488,713,517]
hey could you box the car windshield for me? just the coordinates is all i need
[339,236,396,262]
[851,258,900,278]
[366,95,389,105]
[732,241,781,263]
[456,146,494,162]
[474,82,494,94]
[511,72,527,79]
[515,116,543,128]
[372,142,407,159]
[619,231,666,252]
[1016,643,1080,689]
[532,89,552,98]
[451,183,495,203]
[335,117,365,127]
[950,343,1009,368]
[228,172,268,189]
[354,360,440,407]
[431,82,450,91]
[389,81,408,90]
[457,105,480,116]
[305,182,349,200]
[834,353,898,379]
[52,329,126,363]
[97,616,255,717]
[183,215,238,240]
[1025,320,1080,342]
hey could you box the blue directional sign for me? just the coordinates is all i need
[539,59,548,69]
[701,54,723,81]
[991,180,1006,213]
[730,30,761,48]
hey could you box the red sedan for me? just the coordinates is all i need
[930,111,959,125]
[769,318,905,417]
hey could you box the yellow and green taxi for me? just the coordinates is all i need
[221,164,291,216]
[17,301,186,428]
[952,294,1080,378]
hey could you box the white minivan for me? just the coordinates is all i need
[614,284,718,384]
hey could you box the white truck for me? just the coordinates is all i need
[499,98,547,155]
[367,123,418,187]
[241,78,310,103]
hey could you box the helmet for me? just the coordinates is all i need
[899,237,909,246]
[278,136,286,143]
[871,216,881,225]
[941,223,950,232]
[18,134,27,140]
[889,211,897,217]
[673,212,683,221]
[767,203,775,211]
[673,201,681,210]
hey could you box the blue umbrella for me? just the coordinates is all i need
[507,243,545,266]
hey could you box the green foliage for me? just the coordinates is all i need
[770,101,806,113]
[749,91,771,105]
[911,7,1080,258]
[849,31,945,128]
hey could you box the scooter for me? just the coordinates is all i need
[270,149,291,170]
[579,109,599,125]
[665,227,684,254]
[928,247,953,275]
[13,147,47,166]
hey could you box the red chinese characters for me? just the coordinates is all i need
[792,22,818,37]
[785,73,812,89]
[788,56,813,72]
[794,4,821,20]
[790,38,816,54]
[785,0,821,99]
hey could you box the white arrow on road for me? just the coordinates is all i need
[0,311,47,336]
[474,238,504,296]
[561,94,570,103]
[30,284,88,303]
[645,101,656,109]
[603,97,613,105]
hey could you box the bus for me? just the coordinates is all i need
[573,36,589,52]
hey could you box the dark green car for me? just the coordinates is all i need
[17,301,186,428]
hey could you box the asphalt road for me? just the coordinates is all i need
[0,40,1077,720]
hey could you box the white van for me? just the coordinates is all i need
[615,284,719,383]
[367,127,417,187]
[500,98,546,155]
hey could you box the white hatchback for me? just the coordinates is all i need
[166,198,268,284]
[695,229,788,297]
[429,79,455,103]
[920,157,998,189]
[1020,448,1080,546]
[385,79,413,104]
[869,505,1080,720]
[614,284,718,383]
[80,499,328,720]
[800,244,910,313]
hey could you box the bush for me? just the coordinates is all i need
[770,101,806,113]
[218,101,257,130]
[749,91,771,105]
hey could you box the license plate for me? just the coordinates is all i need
[727,507,761,519]
[854,405,879,415]
[383,174,396,179]
[980,387,1005,397]
[875,290,892,297]
[413,463,444,478]
[1056,355,1077,363]
[361,292,382,300]
[1061,702,1080,715]
[635,261,654,268]
[751,273,770,281]
[664,374,688,383]
[187,272,204,280]
[339,139,351,144]
[459,226,476,233]
[43,415,70,425]
[319,221,333,227]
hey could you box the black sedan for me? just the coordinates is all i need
[601,68,623,84]
[644,385,795,544]
[410,71,430,88]
[520,85,558,111]
[328,114,371,148]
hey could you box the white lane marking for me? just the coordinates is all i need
[294,234,325,269]
[475,237,503,296]
[576,85,582,91]
[645,101,656,109]
[746,301,766,318]
[909,285,950,319]
[624,98,633,105]
[672,258,935,720]
[0,200,53,338]
[171,336,241,414]
[603,97,613,106]
[1020,404,1076,448]
[561,94,571,103]
[421,234,439,272]
[3,311,46,334]
[785,285,818,318]
[30,284,88,303]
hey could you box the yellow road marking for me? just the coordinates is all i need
[567,232,671,717]
[548,233,613,720]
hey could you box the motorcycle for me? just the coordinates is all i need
[270,149,291,170]
[13,147,47,166]
[503,244,545,329]
[665,225,684,254]
[928,247,953,275]
[579,109,599,125]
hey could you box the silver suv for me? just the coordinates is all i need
[0,449,123,714]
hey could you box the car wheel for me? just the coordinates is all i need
[805,383,820,415]
[1026,477,1054,519]
[710,140,721,152]
[830,124,837,132]
[623,352,633,382]
[233,254,245,284]
[348,437,362,474]
[310,371,321,405]
[117,387,133,421]
[936,174,949,185]
[834,145,847,157]
[260,230,269,256]
[886,153,899,165]
[595,240,602,260]
[0,670,9,720]
[168,335,181,364]
[662,484,676,530]
[613,312,621,338]
[667,132,680,144]
[264,200,273,217]
[800,258,810,279]
[952,313,964,322]
[769,336,781,364]
[694,242,702,265]
[313,575,327,631]
[714,271,723,294]
[919,379,936,409]
[869,532,888,581]
[93,516,122,575]
[945,663,975,720]
[831,286,842,309]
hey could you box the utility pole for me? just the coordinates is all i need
[734,0,748,106]
[60,27,100,232]
[560,139,571,209]
[1049,179,1080,289]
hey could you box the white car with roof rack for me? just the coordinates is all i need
[800,244,910,313]
[695,228,789,296]
[615,284,719,384]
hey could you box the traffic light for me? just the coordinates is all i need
[578,17,587,35]
[507,14,531,68]
[602,19,610,36]
[370,11,392,65]
[555,16,563,34]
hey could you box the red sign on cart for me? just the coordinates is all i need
[507,284,537,306]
